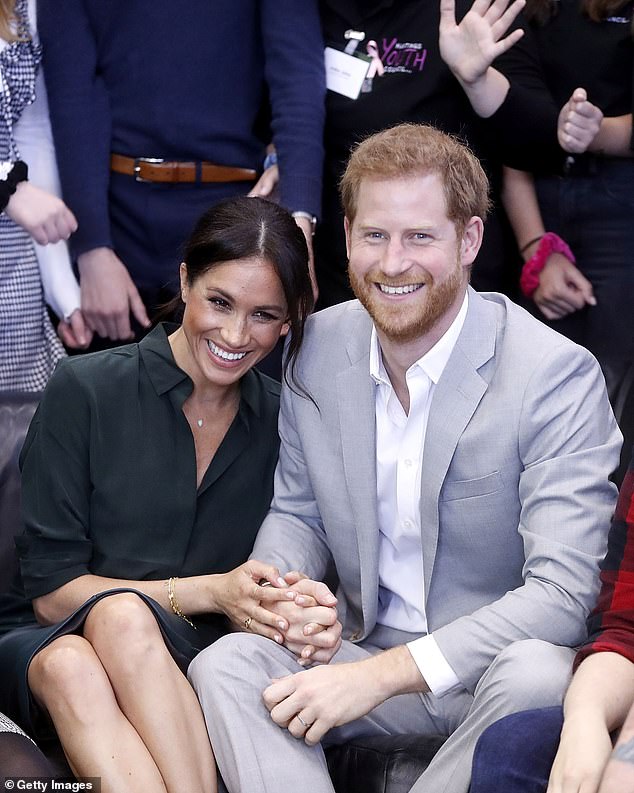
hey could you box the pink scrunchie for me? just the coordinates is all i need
[519,232,576,298]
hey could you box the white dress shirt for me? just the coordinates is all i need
[370,291,468,696]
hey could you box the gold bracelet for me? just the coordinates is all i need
[167,576,195,629]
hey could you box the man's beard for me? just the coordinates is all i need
[348,258,464,343]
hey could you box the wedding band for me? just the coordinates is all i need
[244,616,252,630]
[297,714,311,729]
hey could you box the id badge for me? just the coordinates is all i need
[324,46,371,100]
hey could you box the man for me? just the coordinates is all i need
[38,0,324,342]
[188,124,621,793]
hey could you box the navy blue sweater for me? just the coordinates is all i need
[37,0,325,257]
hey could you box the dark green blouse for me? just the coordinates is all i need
[0,323,281,633]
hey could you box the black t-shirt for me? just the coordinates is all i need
[490,0,634,171]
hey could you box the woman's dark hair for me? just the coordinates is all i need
[165,196,314,394]
[526,0,631,24]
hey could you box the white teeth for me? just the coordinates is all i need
[207,340,247,361]
[378,283,423,295]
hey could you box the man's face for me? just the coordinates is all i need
[346,173,479,345]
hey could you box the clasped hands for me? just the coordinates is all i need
[216,560,342,665]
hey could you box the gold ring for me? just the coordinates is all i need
[244,616,252,630]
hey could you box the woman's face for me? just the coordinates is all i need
[178,257,289,390]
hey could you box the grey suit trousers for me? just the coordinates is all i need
[188,631,574,793]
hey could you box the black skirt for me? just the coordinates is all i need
[0,588,224,740]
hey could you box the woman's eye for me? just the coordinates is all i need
[210,297,230,309]
[253,311,277,321]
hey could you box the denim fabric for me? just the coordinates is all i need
[469,706,563,793]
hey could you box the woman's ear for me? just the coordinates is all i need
[179,263,189,302]
[279,320,291,338]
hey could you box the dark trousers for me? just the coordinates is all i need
[469,706,563,793]
[532,160,634,386]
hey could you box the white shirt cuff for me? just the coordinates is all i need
[406,634,462,697]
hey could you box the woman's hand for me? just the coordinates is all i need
[547,712,612,793]
[209,560,297,643]
[57,309,93,349]
[533,253,596,320]
[558,88,603,154]
[5,181,78,244]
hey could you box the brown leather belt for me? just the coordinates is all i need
[110,153,257,184]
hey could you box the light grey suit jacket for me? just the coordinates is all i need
[253,288,622,693]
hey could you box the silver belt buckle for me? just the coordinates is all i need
[134,157,165,183]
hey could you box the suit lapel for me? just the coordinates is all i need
[420,289,498,597]
[336,308,380,631]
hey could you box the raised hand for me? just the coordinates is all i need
[558,88,604,154]
[439,0,526,85]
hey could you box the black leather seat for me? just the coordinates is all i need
[0,390,445,789]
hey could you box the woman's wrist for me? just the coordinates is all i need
[0,160,28,212]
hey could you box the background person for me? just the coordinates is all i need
[37,0,325,344]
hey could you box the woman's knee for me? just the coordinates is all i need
[28,635,104,708]
[83,592,160,650]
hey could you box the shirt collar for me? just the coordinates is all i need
[139,322,262,417]
[370,291,469,386]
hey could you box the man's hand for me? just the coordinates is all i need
[249,163,279,199]
[269,577,341,665]
[5,182,78,244]
[263,646,426,746]
[292,215,318,303]
[77,247,150,340]
[558,88,604,154]
[439,0,525,85]
[263,661,385,745]
[533,253,596,320]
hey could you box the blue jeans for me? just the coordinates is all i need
[469,706,564,793]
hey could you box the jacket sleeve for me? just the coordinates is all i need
[37,0,113,258]
[260,0,325,218]
[432,344,622,693]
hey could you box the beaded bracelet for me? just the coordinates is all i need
[0,160,28,213]
[167,576,196,629]
[519,232,576,299]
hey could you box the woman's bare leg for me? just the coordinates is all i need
[28,635,167,793]
[82,593,216,793]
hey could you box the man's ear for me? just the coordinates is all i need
[459,217,484,266]
[344,216,352,258]
[179,262,189,301]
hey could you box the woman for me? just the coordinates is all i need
[1,0,88,390]
[0,196,315,792]
[439,0,634,400]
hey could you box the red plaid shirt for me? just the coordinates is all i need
[575,451,634,669]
